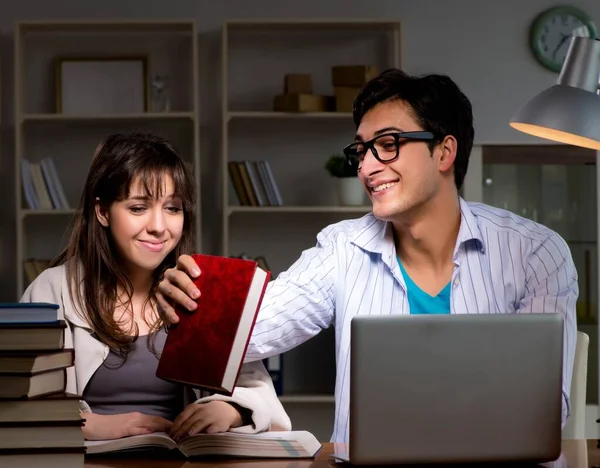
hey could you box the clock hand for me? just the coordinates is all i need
[553,33,571,58]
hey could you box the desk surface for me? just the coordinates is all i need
[83,439,600,468]
[84,442,339,468]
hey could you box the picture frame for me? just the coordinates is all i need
[55,56,149,114]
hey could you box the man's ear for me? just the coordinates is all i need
[438,135,457,173]
[95,197,110,227]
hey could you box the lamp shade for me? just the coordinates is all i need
[510,35,600,150]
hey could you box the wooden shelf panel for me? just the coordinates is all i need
[227,111,352,120]
[225,19,401,31]
[21,209,77,218]
[279,394,335,404]
[17,20,194,35]
[21,112,195,123]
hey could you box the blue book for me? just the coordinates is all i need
[0,302,59,323]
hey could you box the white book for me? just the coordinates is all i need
[263,161,283,205]
[244,160,268,206]
[85,430,323,459]
[21,159,39,209]
[29,162,53,209]
[257,160,278,206]
[40,158,62,209]
[44,157,70,209]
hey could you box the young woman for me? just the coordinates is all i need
[20,131,291,442]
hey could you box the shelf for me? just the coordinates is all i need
[14,19,202,299]
[225,19,401,31]
[21,209,77,218]
[227,111,352,120]
[278,394,335,404]
[21,112,195,123]
[220,20,400,428]
[18,20,194,35]
[228,205,371,215]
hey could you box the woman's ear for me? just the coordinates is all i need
[95,197,110,227]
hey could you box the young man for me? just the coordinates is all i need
[157,69,578,443]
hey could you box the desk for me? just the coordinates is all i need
[85,443,341,468]
[84,442,338,468]
[83,440,600,468]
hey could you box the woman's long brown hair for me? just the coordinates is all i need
[50,131,196,357]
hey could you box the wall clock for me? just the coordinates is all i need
[530,5,597,72]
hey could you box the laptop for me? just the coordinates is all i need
[332,313,564,465]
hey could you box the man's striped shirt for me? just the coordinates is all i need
[245,197,578,443]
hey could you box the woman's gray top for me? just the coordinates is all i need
[83,328,184,421]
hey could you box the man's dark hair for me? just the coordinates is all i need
[352,69,474,190]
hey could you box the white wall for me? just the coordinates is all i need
[1,0,600,301]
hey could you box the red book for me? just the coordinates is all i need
[156,254,271,395]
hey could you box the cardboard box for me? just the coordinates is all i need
[284,74,313,94]
[273,93,329,112]
[332,65,378,87]
[334,86,361,112]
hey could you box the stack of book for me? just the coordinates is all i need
[0,302,85,467]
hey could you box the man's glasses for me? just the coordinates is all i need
[342,131,436,167]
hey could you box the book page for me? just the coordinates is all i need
[179,430,322,458]
[85,432,177,454]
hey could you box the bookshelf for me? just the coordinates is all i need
[14,20,201,298]
[221,19,400,439]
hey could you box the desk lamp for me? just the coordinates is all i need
[510,35,600,149]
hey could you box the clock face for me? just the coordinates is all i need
[530,6,597,72]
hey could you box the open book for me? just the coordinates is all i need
[85,430,322,459]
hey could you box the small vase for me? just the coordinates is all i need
[339,177,366,206]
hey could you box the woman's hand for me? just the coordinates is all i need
[157,254,201,324]
[82,411,173,441]
[169,401,244,442]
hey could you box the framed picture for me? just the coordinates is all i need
[55,56,149,114]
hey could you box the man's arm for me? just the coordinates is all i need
[156,235,338,362]
[517,233,579,428]
[244,236,338,362]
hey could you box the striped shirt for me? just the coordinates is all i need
[245,197,578,443]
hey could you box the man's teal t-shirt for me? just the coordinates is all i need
[397,257,451,314]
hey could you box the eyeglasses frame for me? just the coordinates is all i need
[342,131,437,168]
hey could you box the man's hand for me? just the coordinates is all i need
[82,411,173,441]
[157,254,202,325]
[169,401,243,442]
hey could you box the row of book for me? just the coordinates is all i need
[21,157,71,210]
[228,160,284,207]
[0,302,84,467]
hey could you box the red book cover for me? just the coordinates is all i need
[156,254,271,395]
